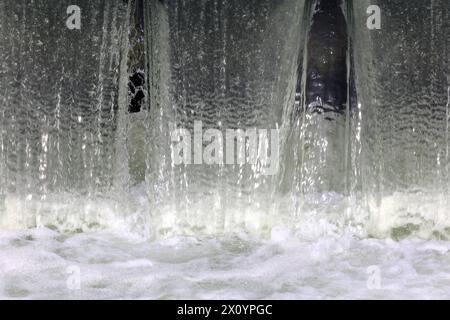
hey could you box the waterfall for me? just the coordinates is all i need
[0,0,449,240]
[350,0,450,238]
[144,0,309,237]
[0,0,130,230]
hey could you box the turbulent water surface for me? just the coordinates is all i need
[1,228,450,299]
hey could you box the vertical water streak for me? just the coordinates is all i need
[145,0,307,238]
[351,0,450,238]
[0,0,130,230]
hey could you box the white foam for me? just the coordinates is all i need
[1,228,450,299]
[1,188,450,241]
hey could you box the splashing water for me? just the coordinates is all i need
[0,0,449,299]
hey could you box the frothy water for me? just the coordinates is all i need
[1,228,450,299]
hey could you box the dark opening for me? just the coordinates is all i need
[305,0,348,119]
